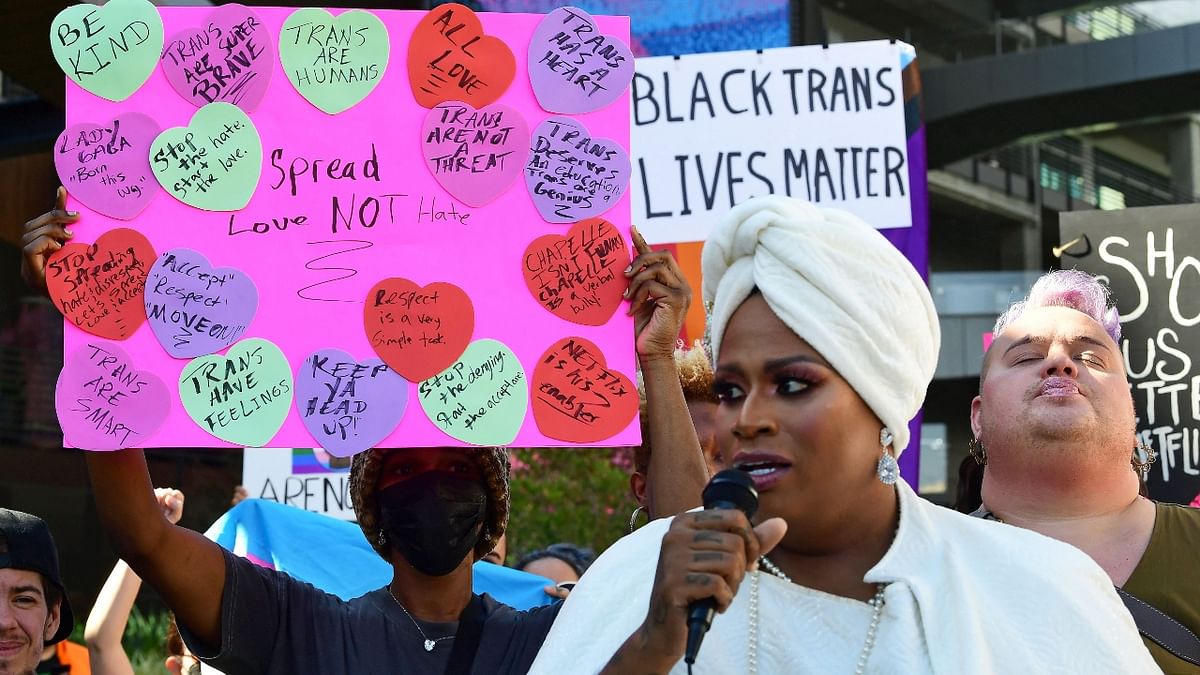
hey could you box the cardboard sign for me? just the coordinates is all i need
[526,116,630,223]
[144,248,259,358]
[528,6,634,114]
[150,102,264,211]
[418,339,528,445]
[46,228,155,340]
[631,42,911,244]
[420,101,529,207]
[160,3,274,111]
[363,278,474,382]
[1061,204,1200,504]
[56,341,170,450]
[178,338,294,446]
[295,349,408,456]
[51,0,164,102]
[54,113,160,220]
[407,3,515,108]
[532,336,637,442]
[522,218,629,326]
[61,6,636,448]
[279,8,389,114]
[242,447,354,519]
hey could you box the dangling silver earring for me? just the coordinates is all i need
[877,427,899,485]
[968,438,987,466]
[628,505,648,534]
[377,529,388,547]
[1132,439,1157,480]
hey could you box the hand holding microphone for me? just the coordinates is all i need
[624,470,787,674]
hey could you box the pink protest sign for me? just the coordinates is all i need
[53,113,160,220]
[62,6,634,449]
[159,3,274,111]
[420,101,529,207]
[528,7,634,115]
[56,341,170,451]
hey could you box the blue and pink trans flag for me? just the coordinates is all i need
[205,499,556,609]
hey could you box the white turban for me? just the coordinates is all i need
[701,196,939,454]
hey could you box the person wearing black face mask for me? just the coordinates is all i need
[67,222,712,675]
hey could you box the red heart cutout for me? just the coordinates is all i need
[407,3,515,109]
[364,278,475,382]
[522,218,631,326]
[45,228,155,340]
[532,336,638,443]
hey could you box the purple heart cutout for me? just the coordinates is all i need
[56,341,170,451]
[145,248,259,358]
[525,116,631,223]
[528,6,635,114]
[421,101,530,207]
[159,4,274,111]
[53,113,160,220]
[295,349,410,457]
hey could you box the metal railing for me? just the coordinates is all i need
[948,135,1194,211]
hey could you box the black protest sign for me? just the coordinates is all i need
[1062,204,1200,503]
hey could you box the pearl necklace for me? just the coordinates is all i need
[387,588,456,652]
[751,557,888,675]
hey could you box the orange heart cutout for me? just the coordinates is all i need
[45,228,155,340]
[407,3,515,109]
[522,218,630,326]
[364,278,475,382]
[532,336,638,443]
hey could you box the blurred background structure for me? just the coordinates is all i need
[4,0,1200,655]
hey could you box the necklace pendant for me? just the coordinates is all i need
[424,639,435,652]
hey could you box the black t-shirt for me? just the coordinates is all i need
[182,548,562,675]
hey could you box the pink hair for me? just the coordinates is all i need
[993,269,1121,343]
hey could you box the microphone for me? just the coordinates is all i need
[683,469,759,668]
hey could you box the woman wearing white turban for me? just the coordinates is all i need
[529,196,1158,674]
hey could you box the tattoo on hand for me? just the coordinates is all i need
[652,602,668,625]
[685,574,711,587]
[693,551,724,563]
[693,531,723,544]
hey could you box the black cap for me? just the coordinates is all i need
[0,509,74,645]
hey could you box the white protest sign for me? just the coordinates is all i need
[632,40,911,244]
[242,447,353,519]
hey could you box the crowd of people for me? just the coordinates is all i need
[4,189,1198,674]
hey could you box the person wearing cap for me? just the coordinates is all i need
[528,196,1158,674]
[0,509,74,675]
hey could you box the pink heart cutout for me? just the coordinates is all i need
[526,116,631,223]
[53,113,160,220]
[421,101,530,207]
[528,6,634,114]
[56,341,170,451]
[159,4,273,111]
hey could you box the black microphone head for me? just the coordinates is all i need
[702,469,759,518]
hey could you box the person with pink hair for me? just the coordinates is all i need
[970,269,1200,671]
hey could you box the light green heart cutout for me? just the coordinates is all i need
[150,102,263,211]
[418,339,529,446]
[50,0,164,102]
[179,338,294,447]
[278,8,391,115]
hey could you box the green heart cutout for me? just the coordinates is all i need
[50,0,164,102]
[150,102,263,211]
[278,8,391,115]
[179,338,295,447]
[418,339,529,446]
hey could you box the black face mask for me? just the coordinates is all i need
[377,471,487,577]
